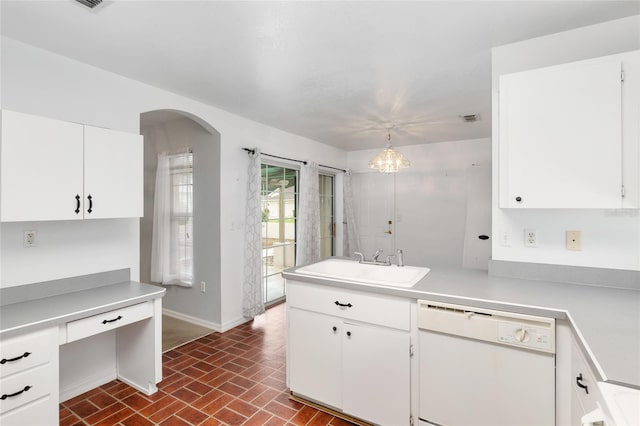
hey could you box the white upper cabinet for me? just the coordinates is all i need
[84,126,143,219]
[499,52,638,208]
[1,110,143,221]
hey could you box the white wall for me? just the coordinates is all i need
[347,138,492,269]
[0,36,346,329]
[491,15,640,271]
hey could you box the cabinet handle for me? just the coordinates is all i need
[0,352,31,364]
[334,301,353,308]
[102,315,122,324]
[346,331,352,337]
[515,196,522,203]
[87,194,93,214]
[75,194,81,214]
[576,373,589,394]
[332,326,337,333]
[1,385,32,400]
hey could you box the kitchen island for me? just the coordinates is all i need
[283,259,640,425]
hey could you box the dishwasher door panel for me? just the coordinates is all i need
[419,330,555,426]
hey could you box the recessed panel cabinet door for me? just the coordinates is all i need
[83,125,143,219]
[288,308,341,409]
[499,58,622,208]
[1,110,84,221]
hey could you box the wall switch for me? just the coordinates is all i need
[23,230,37,248]
[566,231,582,251]
[524,229,537,247]
[500,230,511,247]
[200,281,206,293]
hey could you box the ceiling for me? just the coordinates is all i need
[2,1,639,151]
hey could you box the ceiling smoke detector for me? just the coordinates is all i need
[75,0,102,8]
[460,113,481,123]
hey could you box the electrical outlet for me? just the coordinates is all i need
[566,230,582,251]
[23,230,37,248]
[524,229,537,247]
[500,230,511,247]
[200,281,206,293]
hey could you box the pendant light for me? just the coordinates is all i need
[368,131,410,173]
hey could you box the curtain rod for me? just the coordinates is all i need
[242,147,346,173]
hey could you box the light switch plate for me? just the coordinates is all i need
[566,230,582,251]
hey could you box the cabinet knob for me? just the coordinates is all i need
[332,326,337,333]
[515,196,522,203]
[346,331,352,337]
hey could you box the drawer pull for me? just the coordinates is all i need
[576,373,589,394]
[1,385,32,400]
[102,315,123,324]
[334,301,353,308]
[0,352,31,364]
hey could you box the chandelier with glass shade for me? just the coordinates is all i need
[368,131,410,173]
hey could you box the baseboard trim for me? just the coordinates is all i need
[162,309,252,333]
[162,308,221,332]
[60,372,117,402]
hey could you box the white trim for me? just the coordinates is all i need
[220,315,251,332]
[60,372,116,402]
[162,308,221,331]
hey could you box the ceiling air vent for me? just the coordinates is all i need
[75,0,102,8]
[460,113,481,123]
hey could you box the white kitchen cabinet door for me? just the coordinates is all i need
[288,308,341,409]
[499,57,622,208]
[342,321,411,426]
[84,125,143,219]
[1,110,84,221]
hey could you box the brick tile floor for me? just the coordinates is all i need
[59,303,357,426]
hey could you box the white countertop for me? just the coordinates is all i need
[283,266,640,389]
[0,281,165,338]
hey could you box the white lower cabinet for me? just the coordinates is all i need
[570,335,603,425]
[0,327,59,426]
[287,281,412,426]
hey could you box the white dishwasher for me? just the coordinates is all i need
[417,300,556,426]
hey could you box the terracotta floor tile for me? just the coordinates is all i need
[176,405,210,425]
[58,304,358,426]
[212,407,247,425]
[120,413,155,426]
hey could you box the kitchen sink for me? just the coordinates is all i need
[294,258,429,287]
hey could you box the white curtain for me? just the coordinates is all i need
[151,152,193,287]
[296,162,320,266]
[242,148,264,319]
[343,170,361,257]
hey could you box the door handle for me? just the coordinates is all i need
[75,194,81,214]
[87,194,93,214]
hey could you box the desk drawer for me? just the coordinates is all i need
[0,363,54,415]
[286,281,411,330]
[0,328,56,379]
[66,302,152,343]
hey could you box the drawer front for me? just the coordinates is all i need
[66,301,153,343]
[0,390,57,425]
[286,281,410,330]
[0,363,54,415]
[0,328,56,379]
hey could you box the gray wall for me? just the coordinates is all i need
[140,114,222,325]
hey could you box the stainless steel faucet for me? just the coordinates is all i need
[372,249,383,262]
[354,252,364,262]
[397,249,405,267]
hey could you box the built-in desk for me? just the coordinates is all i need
[0,270,165,426]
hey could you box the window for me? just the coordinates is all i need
[169,153,193,285]
[151,151,193,286]
[319,173,335,258]
[261,164,297,304]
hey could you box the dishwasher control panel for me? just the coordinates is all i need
[498,322,553,351]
